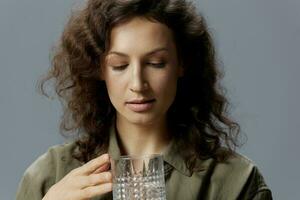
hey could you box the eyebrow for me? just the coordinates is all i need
[107,47,169,57]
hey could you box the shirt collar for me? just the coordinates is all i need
[107,122,195,177]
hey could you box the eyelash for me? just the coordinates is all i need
[112,65,127,71]
[112,63,166,71]
[149,62,166,68]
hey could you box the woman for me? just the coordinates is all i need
[16,0,272,199]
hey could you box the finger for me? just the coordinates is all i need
[93,163,110,174]
[79,172,112,188]
[79,183,113,199]
[79,154,110,175]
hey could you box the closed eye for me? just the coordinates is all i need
[111,63,165,70]
[148,62,166,68]
[112,64,128,71]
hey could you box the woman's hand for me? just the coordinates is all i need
[42,153,112,200]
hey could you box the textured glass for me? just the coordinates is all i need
[111,154,166,200]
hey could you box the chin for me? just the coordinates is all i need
[120,111,163,126]
[128,115,158,126]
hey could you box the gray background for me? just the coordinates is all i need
[0,0,299,199]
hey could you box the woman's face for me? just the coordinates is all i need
[102,17,183,125]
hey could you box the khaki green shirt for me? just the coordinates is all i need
[16,125,272,200]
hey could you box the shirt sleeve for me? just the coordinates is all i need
[16,171,44,200]
[252,189,273,200]
[15,150,56,200]
[237,166,273,200]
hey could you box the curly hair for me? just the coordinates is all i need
[39,0,241,172]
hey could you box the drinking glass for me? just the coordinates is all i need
[111,154,166,200]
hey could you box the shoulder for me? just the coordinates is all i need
[214,150,255,179]
[204,149,273,199]
[26,141,80,179]
[16,141,81,199]
[226,152,273,199]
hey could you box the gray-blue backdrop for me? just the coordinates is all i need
[1,0,299,199]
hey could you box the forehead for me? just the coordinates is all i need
[108,17,176,53]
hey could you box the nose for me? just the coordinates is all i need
[129,63,149,92]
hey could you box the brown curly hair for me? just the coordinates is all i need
[39,0,241,172]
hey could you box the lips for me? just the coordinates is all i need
[126,99,156,112]
[127,99,155,104]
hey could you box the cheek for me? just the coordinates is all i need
[153,72,178,99]
[105,77,125,101]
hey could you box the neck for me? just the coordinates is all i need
[115,116,172,156]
